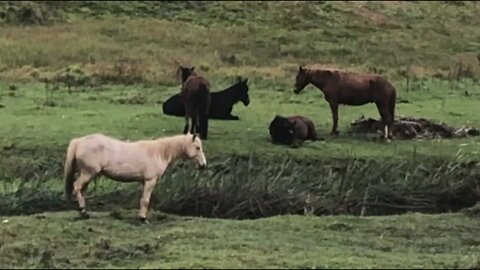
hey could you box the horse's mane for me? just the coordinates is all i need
[221,78,246,93]
[145,134,193,159]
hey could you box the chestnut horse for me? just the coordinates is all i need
[294,66,396,139]
[178,66,211,140]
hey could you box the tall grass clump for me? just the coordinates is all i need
[1,153,477,219]
[155,153,480,219]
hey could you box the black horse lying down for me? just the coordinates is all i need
[162,77,250,120]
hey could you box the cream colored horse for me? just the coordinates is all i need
[63,132,207,223]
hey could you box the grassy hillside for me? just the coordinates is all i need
[0,1,479,85]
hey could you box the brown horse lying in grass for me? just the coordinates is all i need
[178,66,211,140]
[294,66,397,139]
[269,115,318,148]
[64,133,207,223]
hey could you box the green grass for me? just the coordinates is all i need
[1,1,480,268]
[1,77,479,167]
[1,210,479,269]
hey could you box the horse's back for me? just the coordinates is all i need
[182,76,210,97]
[181,75,211,116]
[72,133,130,157]
[288,116,316,141]
[369,76,396,93]
[75,133,122,144]
[340,72,395,93]
[327,71,395,105]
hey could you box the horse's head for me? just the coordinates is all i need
[294,65,310,94]
[236,77,250,106]
[185,133,207,169]
[269,115,297,144]
[272,115,296,134]
[285,120,296,135]
[178,66,196,83]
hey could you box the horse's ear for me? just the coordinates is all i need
[190,66,195,72]
[192,133,197,142]
[176,66,182,79]
[243,78,248,84]
[290,120,297,128]
[299,65,305,73]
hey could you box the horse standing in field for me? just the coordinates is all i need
[293,66,397,139]
[269,115,318,148]
[64,133,207,223]
[162,76,250,120]
[178,66,211,140]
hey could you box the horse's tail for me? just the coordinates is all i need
[64,138,78,202]
[388,84,397,122]
[198,82,211,139]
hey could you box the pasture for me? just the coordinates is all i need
[1,1,480,268]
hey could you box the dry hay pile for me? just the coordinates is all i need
[350,116,480,140]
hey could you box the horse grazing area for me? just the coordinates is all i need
[1,1,480,268]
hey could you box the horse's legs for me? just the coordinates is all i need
[376,102,392,140]
[183,115,190,134]
[195,108,201,134]
[138,178,157,223]
[73,172,93,218]
[190,113,198,134]
[329,102,339,136]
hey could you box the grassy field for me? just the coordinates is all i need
[1,211,480,268]
[1,1,480,268]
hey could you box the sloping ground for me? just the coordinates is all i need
[0,1,479,84]
[0,210,479,268]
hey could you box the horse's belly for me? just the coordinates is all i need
[101,161,150,182]
[344,100,372,106]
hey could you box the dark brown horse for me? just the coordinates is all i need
[269,115,318,148]
[293,66,397,139]
[178,66,211,140]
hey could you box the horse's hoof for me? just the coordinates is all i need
[79,211,90,219]
[330,131,339,137]
[139,217,150,225]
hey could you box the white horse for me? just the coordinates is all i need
[63,132,207,223]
